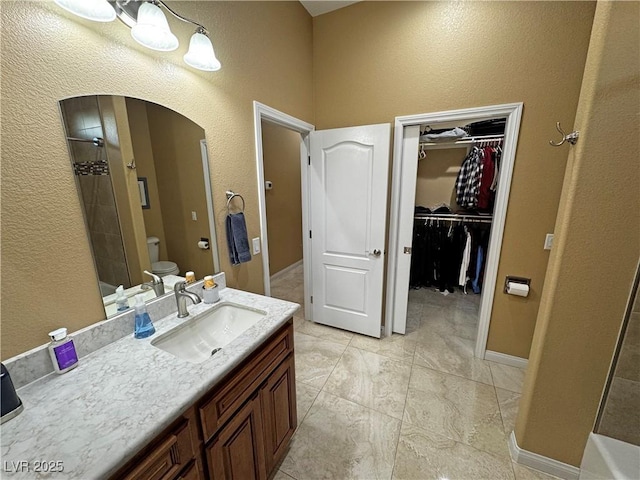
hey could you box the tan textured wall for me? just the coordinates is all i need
[313,1,596,358]
[99,96,150,287]
[0,1,313,359]
[146,102,213,279]
[262,121,304,275]
[515,1,640,466]
[415,149,463,210]
[126,98,168,262]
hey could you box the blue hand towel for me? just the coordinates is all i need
[226,212,252,265]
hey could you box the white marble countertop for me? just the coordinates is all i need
[0,287,299,479]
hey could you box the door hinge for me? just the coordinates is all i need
[404,246,412,254]
[309,230,312,239]
[310,296,313,304]
[308,155,311,166]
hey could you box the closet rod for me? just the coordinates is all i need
[414,213,493,224]
[419,134,503,149]
[66,136,104,147]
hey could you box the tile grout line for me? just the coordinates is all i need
[391,357,417,480]
[489,363,519,480]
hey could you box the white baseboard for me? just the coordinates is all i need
[485,350,529,369]
[270,259,303,282]
[509,431,581,480]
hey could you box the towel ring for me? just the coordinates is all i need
[226,190,245,214]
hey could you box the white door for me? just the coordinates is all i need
[309,124,391,338]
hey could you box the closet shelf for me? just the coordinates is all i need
[414,213,493,224]
[419,134,504,150]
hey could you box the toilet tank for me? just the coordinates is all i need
[146,236,160,264]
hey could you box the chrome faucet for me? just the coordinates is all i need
[174,281,202,318]
[142,270,165,297]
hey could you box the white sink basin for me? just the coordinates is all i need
[151,303,267,363]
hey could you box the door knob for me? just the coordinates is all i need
[370,249,382,257]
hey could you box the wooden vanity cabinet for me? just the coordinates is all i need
[112,319,295,480]
[201,320,296,480]
[112,408,202,480]
[206,394,267,480]
[260,353,297,474]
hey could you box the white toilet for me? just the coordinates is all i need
[146,236,180,277]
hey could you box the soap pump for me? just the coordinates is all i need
[133,294,155,339]
[115,285,129,312]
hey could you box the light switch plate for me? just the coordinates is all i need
[252,237,261,255]
[191,211,197,221]
[544,233,554,250]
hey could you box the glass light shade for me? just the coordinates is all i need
[54,0,116,22]
[131,2,179,52]
[183,32,222,72]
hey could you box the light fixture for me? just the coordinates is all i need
[184,28,222,72]
[130,1,179,52]
[53,0,116,22]
[54,0,222,72]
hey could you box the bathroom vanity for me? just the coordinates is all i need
[0,284,299,480]
[112,320,295,480]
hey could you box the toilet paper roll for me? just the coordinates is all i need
[197,240,209,250]
[507,282,529,297]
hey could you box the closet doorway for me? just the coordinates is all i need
[386,103,523,359]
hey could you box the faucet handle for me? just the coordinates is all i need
[144,270,163,284]
[174,281,187,293]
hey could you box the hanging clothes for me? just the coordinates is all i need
[459,228,472,287]
[454,144,501,212]
[455,147,483,209]
[409,215,488,293]
[477,146,495,210]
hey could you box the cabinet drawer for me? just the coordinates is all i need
[120,416,196,480]
[200,321,293,443]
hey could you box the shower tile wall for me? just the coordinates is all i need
[597,281,640,446]
[60,97,130,290]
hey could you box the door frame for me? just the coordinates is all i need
[253,101,315,319]
[200,139,221,274]
[385,103,523,358]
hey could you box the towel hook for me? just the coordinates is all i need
[549,122,579,147]
[225,190,245,214]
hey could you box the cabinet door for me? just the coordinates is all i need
[206,396,267,480]
[261,354,297,474]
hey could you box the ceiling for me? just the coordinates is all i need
[299,1,360,17]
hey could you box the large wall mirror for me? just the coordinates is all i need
[59,95,220,317]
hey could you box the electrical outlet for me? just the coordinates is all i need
[544,234,554,250]
[252,237,261,255]
[191,211,197,221]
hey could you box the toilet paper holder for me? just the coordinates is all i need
[504,276,530,294]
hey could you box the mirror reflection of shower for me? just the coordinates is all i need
[59,95,220,317]
[61,96,130,292]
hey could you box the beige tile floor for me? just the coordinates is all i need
[270,264,557,480]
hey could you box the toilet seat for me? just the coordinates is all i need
[152,261,179,276]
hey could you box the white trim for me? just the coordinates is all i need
[253,102,315,320]
[200,139,221,274]
[385,103,523,358]
[485,350,529,369]
[269,259,303,282]
[509,431,581,480]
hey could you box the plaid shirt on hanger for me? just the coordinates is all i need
[455,147,484,208]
